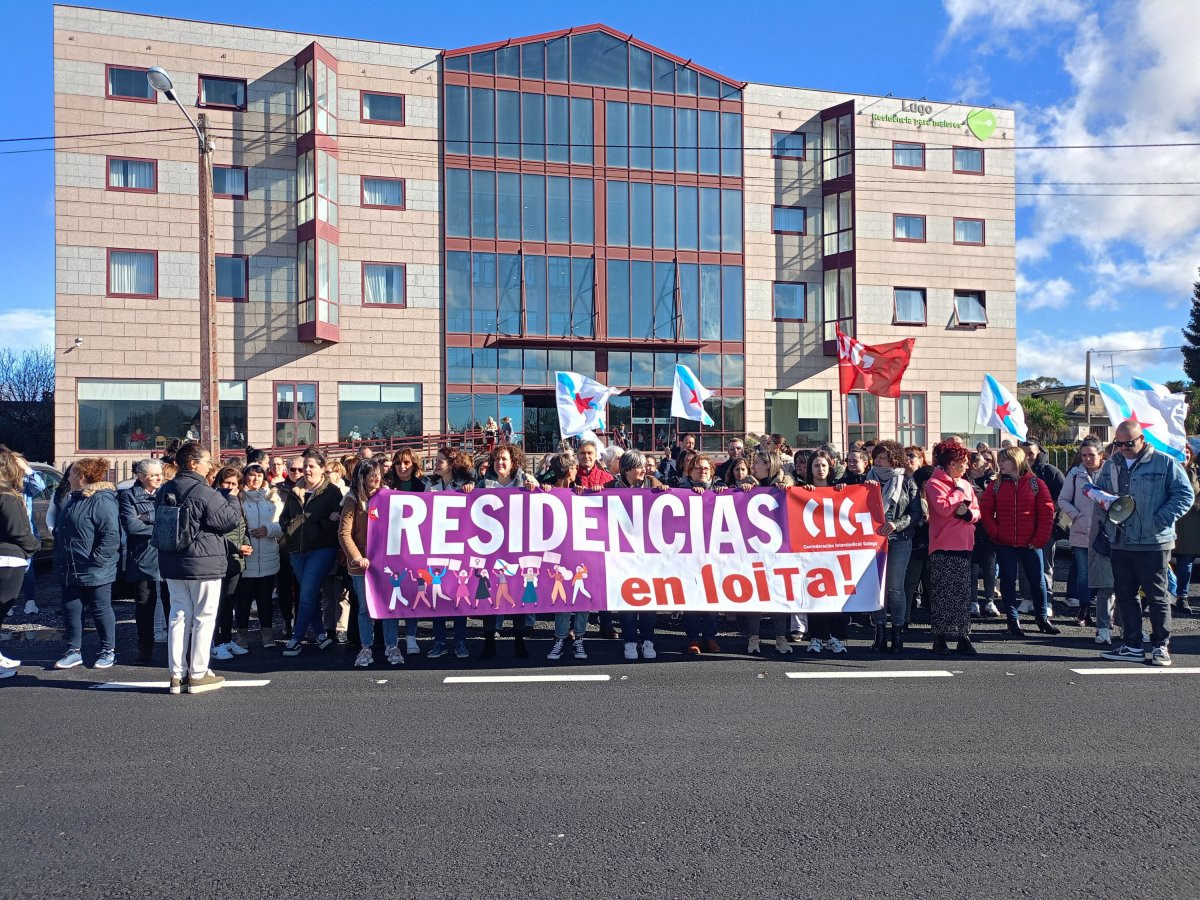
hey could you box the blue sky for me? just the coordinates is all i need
[4,0,1197,386]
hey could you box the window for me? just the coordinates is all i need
[766,390,831,447]
[941,392,997,443]
[106,249,156,298]
[773,283,806,320]
[893,214,925,242]
[897,393,927,447]
[822,265,854,342]
[953,290,988,327]
[893,288,926,325]
[105,66,154,101]
[823,190,853,255]
[772,206,806,234]
[275,382,318,447]
[772,129,806,159]
[846,392,879,445]
[954,217,985,245]
[212,165,247,199]
[338,383,422,440]
[76,380,246,451]
[198,76,247,110]
[361,177,405,209]
[953,146,985,174]
[215,255,248,302]
[106,157,156,192]
[822,113,853,180]
[361,91,405,124]
[362,263,406,306]
[892,141,924,170]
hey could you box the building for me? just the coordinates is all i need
[1029,384,1110,441]
[53,6,1017,460]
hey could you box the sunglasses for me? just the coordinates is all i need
[289,467,303,473]
[1112,439,1142,448]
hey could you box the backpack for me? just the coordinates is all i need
[151,481,202,552]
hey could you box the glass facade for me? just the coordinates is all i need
[765,391,831,448]
[78,380,247,451]
[338,383,422,440]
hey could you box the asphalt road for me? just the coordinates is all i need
[3,612,1200,900]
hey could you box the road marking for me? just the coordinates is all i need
[1071,667,1200,675]
[443,674,611,684]
[785,670,954,680]
[90,679,272,690]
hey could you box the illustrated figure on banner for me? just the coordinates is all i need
[429,565,452,607]
[382,566,409,610]
[570,564,591,605]
[408,568,432,609]
[454,568,474,609]
[493,560,519,608]
[521,567,540,605]
[547,565,568,604]
[474,563,492,608]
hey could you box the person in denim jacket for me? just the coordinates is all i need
[1094,420,1194,667]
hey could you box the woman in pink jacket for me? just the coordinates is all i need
[925,440,981,655]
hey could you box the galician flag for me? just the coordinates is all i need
[671,364,715,426]
[555,371,620,439]
[977,374,1027,441]
[1096,378,1187,462]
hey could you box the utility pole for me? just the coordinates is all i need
[1085,348,1093,436]
[197,112,220,462]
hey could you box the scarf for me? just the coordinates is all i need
[870,465,907,509]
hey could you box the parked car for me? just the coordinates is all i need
[30,463,63,561]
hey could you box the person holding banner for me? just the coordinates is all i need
[679,455,725,655]
[424,447,476,493]
[382,451,429,657]
[745,450,795,655]
[340,458,403,667]
[979,446,1058,639]
[865,441,924,653]
[476,444,541,660]
[423,447,476,659]
[803,452,851,655]
[925,441,981,655]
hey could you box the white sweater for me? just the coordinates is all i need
[239,488,283,579]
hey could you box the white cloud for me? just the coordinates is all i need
[1017,273,1074,310]
[943,0,1083,38]
[0,308,54,354]
[1017,325,1181,383]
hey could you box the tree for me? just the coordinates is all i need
[1182,269,1200,384]
[0,346,54,462]
[1017,376,1063,397]
[1021,395,1070,441]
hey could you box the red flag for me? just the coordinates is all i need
[836,330,915,398]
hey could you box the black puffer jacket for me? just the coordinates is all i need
[155,470,243,581]
[0,492,39,563]
[118,483,159,581]
[280,477,343,554]
[54,482,121,587]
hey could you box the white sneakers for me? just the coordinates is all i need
[1095,627,1112,645]
[227,640,248,656]
[970,602,981,617]
[23,600,38,615]
[641,640,656,659]
[353,647,373,668]
[211,643,234,661]
[774,635,792,655]
[1150,646,1172,667]
[0,652,20,669]
[828,637,848,654]
[623,640,657,660]
[808,638,825,654]
[747,635,761,655]
[624,642,638,660]
[983,602,1002,618]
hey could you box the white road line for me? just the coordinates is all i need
[90,679,272,690]
[1071,667,1200,676]
[785,670,954,680]
[443,674,612,684]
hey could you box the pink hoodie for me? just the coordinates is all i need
[925,467,981,553]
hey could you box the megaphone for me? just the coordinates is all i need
[1108,495,1136,525]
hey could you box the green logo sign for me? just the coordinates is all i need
[966,109,997,141]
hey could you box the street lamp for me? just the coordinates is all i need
[148,66,221,462]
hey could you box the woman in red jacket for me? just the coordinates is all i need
[925,441,981,654]
[979,446,1060,637]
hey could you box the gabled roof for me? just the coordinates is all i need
[444,23,744,90]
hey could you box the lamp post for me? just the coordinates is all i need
[147,66,220,462]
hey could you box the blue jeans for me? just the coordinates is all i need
[21,561,36,607]
[684,612,718,641]
[62,582,116,652]
[554,611,589,640]
[290,548,336,642]
[351,574,398,649]
[1174,554,1195,598]
[873,537,913,628]
[1069,546,1094,605]
[619,612,656,643]
[997,546,1048,621]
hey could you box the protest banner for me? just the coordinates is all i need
[363,485,888,619]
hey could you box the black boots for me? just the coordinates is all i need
[479,635,496,659]
[871,623,887,652]
[932,635,951,655]
[513,634,529,658]
[1006,619,1026,637]
[891,625,904,653]
[956,636,978,655]
[1035,617,1061,636]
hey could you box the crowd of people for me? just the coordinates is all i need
[0,416,1194,691]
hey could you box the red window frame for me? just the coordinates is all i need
[104,155,158,193]
[360,90,406,125]
[953,146,985,175]
[273,380,320,448]
[771,205,806,235]
[953,217,986,246]
[105,248,158,299]
[892,213,926,243]
[360,261,408,308]
[772,281,807,322]
[197,74,248,111]
[770,129,806,160]
[212,164,248,200]
[216,254,249,303]
[892,287,927,326]
[360,176,407,210]
[891,140,925,171]
[896,391,928,447]
[104,64,156,103]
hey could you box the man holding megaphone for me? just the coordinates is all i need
[1094,421,1194,667]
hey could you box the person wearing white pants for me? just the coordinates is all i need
[165,578,222,685]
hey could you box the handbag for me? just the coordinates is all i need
[1091,523,1111,558]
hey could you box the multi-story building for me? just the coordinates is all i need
[53,6,1017,461]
